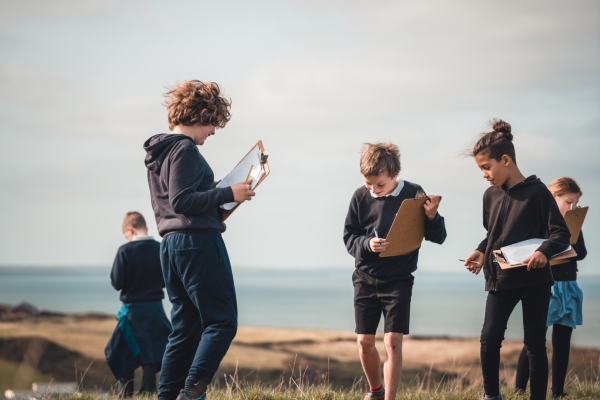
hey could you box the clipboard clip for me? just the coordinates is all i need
[415,190,427,199]
[493,251,507,264]
[260,151,269,164]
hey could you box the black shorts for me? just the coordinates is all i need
[353,269,414,335]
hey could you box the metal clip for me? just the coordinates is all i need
[260,151,269,164]
[415,190,427,199]
[493,252,507,264]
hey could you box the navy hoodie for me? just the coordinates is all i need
[144,134,234,237]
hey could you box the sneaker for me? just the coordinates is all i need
[364,392,384,400]
[176,390,207,400]
[480,394,502,400]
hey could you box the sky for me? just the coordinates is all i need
[0,0,598,275]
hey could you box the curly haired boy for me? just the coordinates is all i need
[144,80,255,400]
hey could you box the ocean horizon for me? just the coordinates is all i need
[1,266,599,348]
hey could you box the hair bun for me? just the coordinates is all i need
[492,119,513,141]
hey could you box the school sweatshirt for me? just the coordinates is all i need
[475,175,571,291]
[343,180,447,277]
[144,134,234,237]
[551,231,586,281]
[110,237,165,303]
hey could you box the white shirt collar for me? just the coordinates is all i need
[370,178,405,198]
[132,235,154,241]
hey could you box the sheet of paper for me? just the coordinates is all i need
[216,144,264,210]
[501,238,572,266]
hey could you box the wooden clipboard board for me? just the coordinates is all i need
[550,206,588,266]
[494,248,577,269]
[380,196,441,257]
[222,140,270,221]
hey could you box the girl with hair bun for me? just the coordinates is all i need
[463,120,571,400]
[515,177,587,398]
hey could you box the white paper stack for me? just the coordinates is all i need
[216,144,265,210]
[500,238,571,266]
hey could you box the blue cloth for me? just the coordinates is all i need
[105,300,172,379]
[547,281,583,329]
[159,231,237,400]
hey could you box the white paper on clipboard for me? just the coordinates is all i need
[216,144,264,210]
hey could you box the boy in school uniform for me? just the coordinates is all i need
[105,211,172,397]
[144,80,255,400]
[344,142,447,400]
[463,120,571,400]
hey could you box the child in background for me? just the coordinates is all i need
[144,80,255,400]
[463,120,571,400]
[105,212,172,397]
[344,142,446,400]
[515,177,587,398]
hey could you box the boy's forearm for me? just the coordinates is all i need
[170,186,234,215]
[424,214,447,244]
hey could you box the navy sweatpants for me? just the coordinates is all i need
[159,231,237,400]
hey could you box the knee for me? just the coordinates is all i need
[480,329,503,350]
[384,333,402,352]
[357,335,376,352]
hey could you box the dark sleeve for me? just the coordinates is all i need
[343,194,371,261]
[168,146,235,215]
[110,248,127,291]
[424,213,447,244]
[476,202,489,253]
[536,189,571,259]
[572,231,587,261]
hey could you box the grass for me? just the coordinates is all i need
[29,358,600,400]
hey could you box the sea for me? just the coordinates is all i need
[0,267,598,348]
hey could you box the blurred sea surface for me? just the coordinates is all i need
[0,267,598,347]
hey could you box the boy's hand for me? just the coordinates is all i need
[464,250,484,274]
[523,251,548,271]
[231,179,255,204]
[370,237,390,252]
[424,195,441,220]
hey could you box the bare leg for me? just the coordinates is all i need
[357,334,382,390]
[383,333,403,400]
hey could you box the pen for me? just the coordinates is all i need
[244,165,254,185]
[459,259,481,264]
[374,228,382,247]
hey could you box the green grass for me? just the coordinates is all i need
[41,362,600,400]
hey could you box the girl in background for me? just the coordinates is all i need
[515,177,587,398]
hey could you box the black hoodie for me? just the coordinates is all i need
[144,134,234,237]
[475,175,570,291]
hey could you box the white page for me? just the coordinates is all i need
[216,144,264,210]
[501,238,572,266]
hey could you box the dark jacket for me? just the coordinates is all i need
[551,231,587,281]
[110,238,165,303]
[144,134,234,237]
[475,175,570,291]
[344,181,447,277]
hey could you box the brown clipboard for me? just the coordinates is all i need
[550,206,588,266]
[222,140,270,221]
[380,195,441,258]
[494,248,577,269]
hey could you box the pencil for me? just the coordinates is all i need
[459,259,481,264]
[244,165,254,185]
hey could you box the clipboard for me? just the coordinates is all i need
[221,140,270,221]
[550,206,588,266]
[494,248,577,269]
[380,195,442,257]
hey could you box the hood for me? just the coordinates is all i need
[144,134,194,174]
[504,175,543,191]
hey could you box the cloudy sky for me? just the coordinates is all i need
[0,0,598,276]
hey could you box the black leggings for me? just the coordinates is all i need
[118,363,159,397]
[480,283,551,400]
[516,323,573,397]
